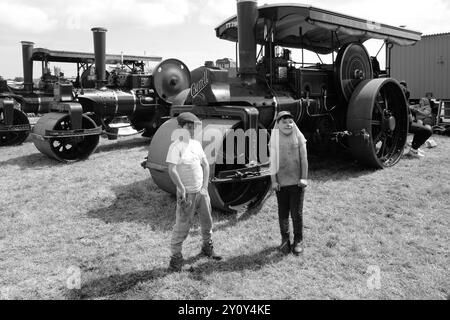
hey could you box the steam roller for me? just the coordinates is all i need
[0,36,170,148]
[144,0,420,212]
[30,27,191,162]
[32,113,100,162]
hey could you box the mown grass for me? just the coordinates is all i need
[0,133,449,300]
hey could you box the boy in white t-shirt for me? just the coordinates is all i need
[166,112,222,272]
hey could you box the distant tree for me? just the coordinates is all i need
[14,77,24,82]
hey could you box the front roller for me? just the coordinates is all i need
[0,100,30,146]
[347,78,409,168]
[31,113,101,162]
[146,118,271,213]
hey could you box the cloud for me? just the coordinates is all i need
[0,0,192,33]
[193,1,235,26]
[63,0,191,30]
[0,2,57,33]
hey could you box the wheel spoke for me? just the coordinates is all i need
[375,102,384,115]
[379,136,388,157]
[374,131,384,145]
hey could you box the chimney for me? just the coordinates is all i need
[236,0,258,84]
[91,27,107,88]
[21,41,35,92]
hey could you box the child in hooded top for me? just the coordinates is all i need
[270,111,308,256]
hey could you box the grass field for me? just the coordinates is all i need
[0,133,449,300]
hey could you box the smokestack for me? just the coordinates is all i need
[237,0,258,84]
[91,27,107,87]
[21,41,34,92]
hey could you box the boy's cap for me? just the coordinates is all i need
[277,111,294,122]
[177,112,202,126]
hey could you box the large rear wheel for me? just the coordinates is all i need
[347,78,409,168]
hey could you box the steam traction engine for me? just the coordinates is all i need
[145,1,421,212]
[0,40,163,147]
[32,27,190,162]
[2,27,191,162]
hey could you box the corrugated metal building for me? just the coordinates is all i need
[390,32,450,100]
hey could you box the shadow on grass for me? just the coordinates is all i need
[308,149,376,182]
[65,246,281,300]
[0,136,151,170]
[86,178,262,234]
[86,178,177,231]
[0,152,66,170]
[95,136,151,153]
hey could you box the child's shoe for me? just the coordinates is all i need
[279,238,291,255]
[201,240,223,261]
[168,253,183,272]
[406,148,425,158]
[292,240,304,256]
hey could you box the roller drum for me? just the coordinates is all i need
[147,117,270,213]
[32,112,100,162]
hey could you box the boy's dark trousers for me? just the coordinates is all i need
[276,185,305,243]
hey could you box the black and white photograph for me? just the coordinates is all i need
[0,0,449,303]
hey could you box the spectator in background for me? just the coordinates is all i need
[399,82,433,158]
[425,92,439,122]
[410,98,434,126]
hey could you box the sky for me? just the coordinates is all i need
[1,0,450,79]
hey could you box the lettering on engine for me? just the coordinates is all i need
[190,69,209,98]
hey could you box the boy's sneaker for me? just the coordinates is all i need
[168,253,183,272]
[292,241,304,256]
[425,139,437,148]
[279,239,291,255]
[406,148,425,158]
[201,240,223,261]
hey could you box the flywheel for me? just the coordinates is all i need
[153,59,191,104]
[335,42,374,102]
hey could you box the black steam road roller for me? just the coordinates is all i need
[0,39,163,147]
[145,0,421,213]
[29,27,191,162]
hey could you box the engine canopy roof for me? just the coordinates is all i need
[31,48,162,64]
[215,3,422,54]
